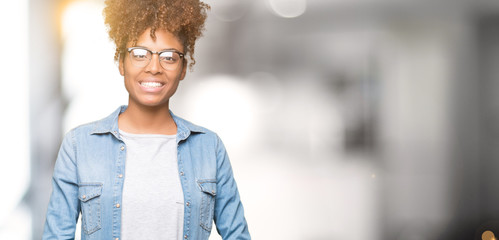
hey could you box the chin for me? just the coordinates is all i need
[129,94,171,108]
[139,100,169,108]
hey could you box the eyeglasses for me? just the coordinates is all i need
[127,47,185,71]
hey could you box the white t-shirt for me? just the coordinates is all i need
[119,130,184,240]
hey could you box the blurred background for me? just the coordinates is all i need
[1,0,499,239]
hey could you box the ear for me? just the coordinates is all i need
[119,57,125,76]
[179,59,187,81]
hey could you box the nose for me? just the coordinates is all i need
[144,53,163,74]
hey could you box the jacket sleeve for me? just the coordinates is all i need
[213,135,251,240]
[42,130,80,240]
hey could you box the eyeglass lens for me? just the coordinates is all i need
[129,48,182,70]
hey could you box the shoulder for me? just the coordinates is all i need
[65,106,123,138]
[172,113,218,138]
[172,114,225,148]
[68,120,99,134]
[65,117,110,138]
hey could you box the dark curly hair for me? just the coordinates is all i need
[103,0,210,69]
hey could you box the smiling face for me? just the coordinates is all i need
[119,28,187,110]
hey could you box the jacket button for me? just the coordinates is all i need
[119,174,123,178]
[186,202,190,207]
[120,146,125,151]
[180,172,184,176]
[82,195,86,199]
[116,203,120,208]
[184,235,188,239]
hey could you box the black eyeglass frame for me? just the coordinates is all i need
[126,47,185,70]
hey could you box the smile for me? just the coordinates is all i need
[140,81,164,88]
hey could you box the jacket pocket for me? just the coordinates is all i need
[197,179,217,232]
[78,183,103,235]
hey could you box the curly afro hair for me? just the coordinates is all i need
[103,0,210,69]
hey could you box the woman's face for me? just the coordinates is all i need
[119,28,187,109]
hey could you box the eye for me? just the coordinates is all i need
[131,49,149,61]
[159,51,179,64]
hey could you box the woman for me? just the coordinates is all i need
[42,0,250,239]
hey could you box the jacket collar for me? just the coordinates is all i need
[90,105,205,141]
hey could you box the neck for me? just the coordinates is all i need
[118,102,177,135]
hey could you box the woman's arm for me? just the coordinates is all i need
[213,136,251,240]
[42,130,80,240]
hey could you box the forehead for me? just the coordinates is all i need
[133,28,184,52]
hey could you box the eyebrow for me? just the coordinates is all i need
[134,45,182,52]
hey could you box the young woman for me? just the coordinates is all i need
[42,0,250,239]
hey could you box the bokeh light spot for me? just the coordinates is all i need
[183,75,256,149]
[268,0,307,18]
[482,230,495,240]
[211,0,249,22]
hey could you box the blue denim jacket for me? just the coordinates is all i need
[43,106,250,240]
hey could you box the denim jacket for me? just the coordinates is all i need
[43,106,250,240]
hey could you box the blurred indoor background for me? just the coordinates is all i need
[1,0,499,239]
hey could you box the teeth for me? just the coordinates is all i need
[141,82,163,88]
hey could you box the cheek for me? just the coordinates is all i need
[122,64,139,82]
[122,70,137,92]
[123,76,132,93]
[165,74,181,93]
